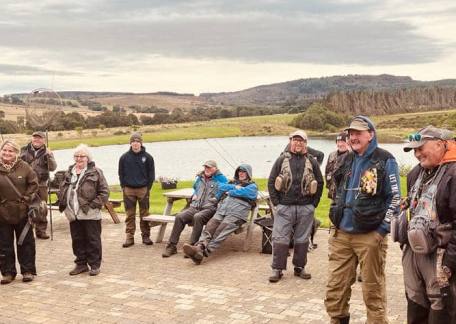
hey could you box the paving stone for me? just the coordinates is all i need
[0,215,407,323]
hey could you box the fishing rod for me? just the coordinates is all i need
[46,129,54,241]
[204,138,274,214]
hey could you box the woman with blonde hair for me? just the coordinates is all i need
[0,140,38,284]
[59,144,109,276]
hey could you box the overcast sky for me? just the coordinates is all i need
[1,0,455,95]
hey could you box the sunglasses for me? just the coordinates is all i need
[407,133,438,142]
[74,155,87,158]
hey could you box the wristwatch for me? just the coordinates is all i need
[442,266,452,279]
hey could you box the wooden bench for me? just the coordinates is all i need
[143,215,176,243]
[144,206,261,251]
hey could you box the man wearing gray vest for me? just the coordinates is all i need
[400,126,456,323]
[20,131,57,239]
[267,130,323,283]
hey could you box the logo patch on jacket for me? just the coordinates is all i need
[360,168,377,195]
[142,157,146,163]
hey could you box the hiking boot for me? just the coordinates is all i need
[122,238,134,248]
[162,244,177,258]
[89,267,100,276]
[142,236,153,246]
[294,267,311,280]
[268,269,283,283]
[69,264,89,276]
[182,243,204,265]
[1,274,16,285]
[22,273,34,282]
[36,232,50,240]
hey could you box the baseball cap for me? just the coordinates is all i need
[336,131,348,142]
[203,160,217,168]
[345,116,371,132]
[289,130,308,140]
[32,131,46,138]
[403,125,454,152]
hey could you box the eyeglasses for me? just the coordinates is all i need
[291,138,307,143]
[74,155,87,159]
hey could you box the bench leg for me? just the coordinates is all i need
[104,202,121,224]
[155,223,168,243]
[243,223,253,252]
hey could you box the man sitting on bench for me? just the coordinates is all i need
[183,164,258,264]
[162,160,227,257]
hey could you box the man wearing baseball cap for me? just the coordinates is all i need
[118,132,155,247]
[20,131,57,239]
[325,115,401,324]
[400,125,456,323]
[267,129,324,282]
[162,160,227,257]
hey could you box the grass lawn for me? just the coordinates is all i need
[108,176,407,229]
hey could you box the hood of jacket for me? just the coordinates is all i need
[234,163,253,181]
[442,140,456,164]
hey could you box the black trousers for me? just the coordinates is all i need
[0,218,36,276]
[70,219,102,269]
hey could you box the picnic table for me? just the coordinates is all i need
[143,188,270,251]
[48,188,121,224]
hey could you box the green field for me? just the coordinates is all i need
[24,108,456,150]
[108,176,407,229]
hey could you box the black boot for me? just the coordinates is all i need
[294,267,311,280]
[268,269,283,283]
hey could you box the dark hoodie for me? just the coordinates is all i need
[118,146,155,189]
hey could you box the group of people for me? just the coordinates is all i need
[0,116,455,323]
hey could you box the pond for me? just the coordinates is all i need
[52,136,417,185]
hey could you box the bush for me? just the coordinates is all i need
[290,103,349,131]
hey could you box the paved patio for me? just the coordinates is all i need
[0,214,407,323]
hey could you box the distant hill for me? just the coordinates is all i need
[200,74,456,108]
[6,75,456,114]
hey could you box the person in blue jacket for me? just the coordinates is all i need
[325,116,401,324]
[182,164,258,264]
[162,160,227,257]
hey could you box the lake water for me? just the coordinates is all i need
[53,136,417,185]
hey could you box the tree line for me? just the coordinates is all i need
[0,105,292,134]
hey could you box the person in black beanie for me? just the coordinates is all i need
[118,132,155,248]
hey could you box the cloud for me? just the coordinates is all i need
[0,0,448,67]
[0,64,81,76]
[0,0,454,94]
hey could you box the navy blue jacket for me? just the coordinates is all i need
[118,146,155,189]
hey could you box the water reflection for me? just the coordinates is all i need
[53,136,416,184]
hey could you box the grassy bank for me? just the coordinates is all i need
[108,176,407,229]
[6,109,454,150]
